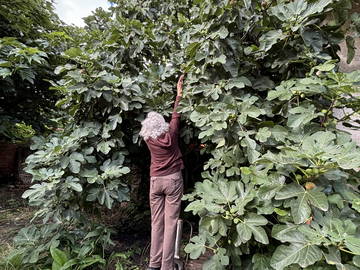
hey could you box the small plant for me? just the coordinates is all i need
[49,246,105,270]
[0,245,22,270]
[106,250,140,270]
[0,117,35,143]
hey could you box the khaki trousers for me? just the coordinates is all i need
[149,171,183,270]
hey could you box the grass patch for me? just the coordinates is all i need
[0,242,14,260]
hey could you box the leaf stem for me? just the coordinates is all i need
[204,245,217,252]
[339,247,357,255]
[296,166,308,178]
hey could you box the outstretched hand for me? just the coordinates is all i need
[177,74,185,97]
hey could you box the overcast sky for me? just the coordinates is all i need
[54,0,110,27]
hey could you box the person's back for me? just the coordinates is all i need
[140,75,185,270]
[145,97,183,177]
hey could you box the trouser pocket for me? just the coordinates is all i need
[166,175,183,196]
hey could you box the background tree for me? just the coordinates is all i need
[0,0,72,142]
[0,0,59,39]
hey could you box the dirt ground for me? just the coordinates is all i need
[0,183,34,259]
[0,183,207,269]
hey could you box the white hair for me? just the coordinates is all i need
[139,111,169,141]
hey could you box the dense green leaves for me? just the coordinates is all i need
[271,243,323,270]
[184,235,207,260]
[9,0,360,269]
[0,0,72,143]
[180,0,360,268]
[202,248,229,270]
[275,183,328,223]
[0,37,59,141]
[235,214,269,245]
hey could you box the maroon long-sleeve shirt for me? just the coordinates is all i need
[145,95,184,177]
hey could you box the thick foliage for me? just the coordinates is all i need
[7,0,360,269]
[0,37,55,141]
[0,0,75,142]
[180,0,360,269]
[0,0,60,39]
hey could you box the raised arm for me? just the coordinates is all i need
[170,75,185,133]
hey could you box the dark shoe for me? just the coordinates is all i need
[147,267,160,270]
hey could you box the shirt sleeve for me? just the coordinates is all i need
[169,95,181,134]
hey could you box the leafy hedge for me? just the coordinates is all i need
[5,0,360,269]
[0,0,75,142]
